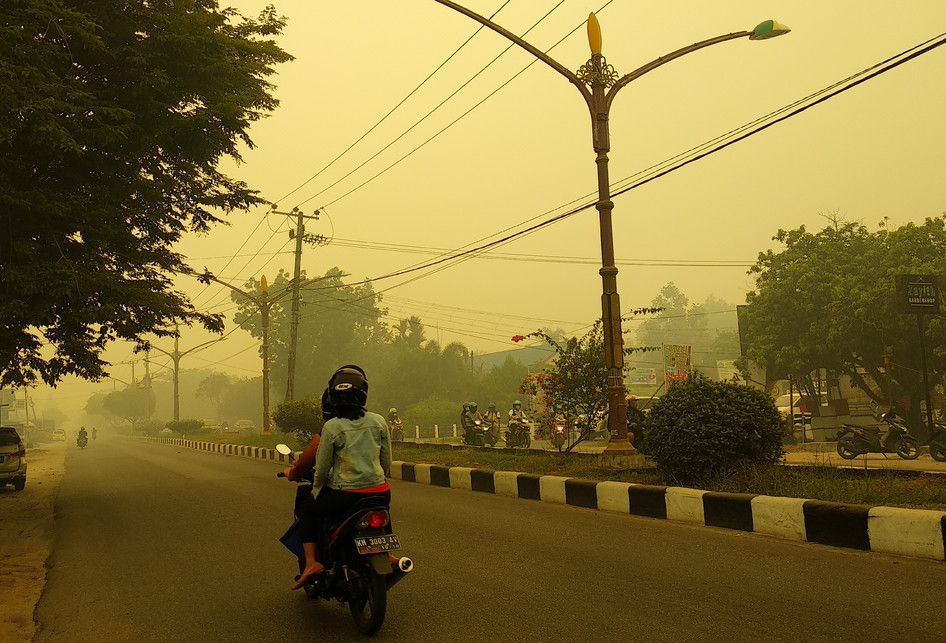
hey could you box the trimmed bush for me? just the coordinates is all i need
[273,396,323,444]
[643,372,783,485]
[165,419,204,435]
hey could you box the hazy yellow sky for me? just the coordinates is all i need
[35,0,946,414]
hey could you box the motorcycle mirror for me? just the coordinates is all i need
[275,444,292,456]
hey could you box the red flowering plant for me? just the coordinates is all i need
[518,309,661,452]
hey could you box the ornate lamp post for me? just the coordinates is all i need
[432,2,790,456]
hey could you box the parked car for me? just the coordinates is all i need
[52,428,66,441]
[0,426,27,491]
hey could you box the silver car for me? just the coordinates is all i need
[0,426,27,491]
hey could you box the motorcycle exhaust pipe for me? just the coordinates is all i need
[386,557,414,589]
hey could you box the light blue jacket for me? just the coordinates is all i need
[313,411,392,492]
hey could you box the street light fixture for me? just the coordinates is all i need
[432,1,791,459]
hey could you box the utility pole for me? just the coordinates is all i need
[270,206,326,402]
[150,324,225,422]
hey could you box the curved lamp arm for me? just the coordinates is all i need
[606,31,751,109]
[432,0,593,104]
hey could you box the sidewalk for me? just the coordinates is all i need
[0,442,67,642]
[783,450,946,473]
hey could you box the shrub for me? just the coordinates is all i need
[133,419,165,437]
[165,419,204,435]
[643,372,783,485]
[273,396,323,444]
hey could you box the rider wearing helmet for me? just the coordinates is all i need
[292,365,392,590]
[508,400,528,422]
[387,407,400,424]
[461,402,483,441]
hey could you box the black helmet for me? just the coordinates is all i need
[328,365,368,409]
[321,388,335,422]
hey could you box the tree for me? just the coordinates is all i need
[742,216,946,436]
[231,268,386,399]
[520,312,660,451]
[196,372,231,416]
[0,2,292,387]
[632,283,740,375]
[102,385,156,423]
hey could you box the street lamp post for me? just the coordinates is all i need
[148,323,226,421]
[432,1,789,456]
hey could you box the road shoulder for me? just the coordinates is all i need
[0,443,67,642]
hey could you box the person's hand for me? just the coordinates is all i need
[282,467,293,479]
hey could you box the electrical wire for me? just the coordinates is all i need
[272,0,514,207]
[297,0,615,210]
[290,0,569,209]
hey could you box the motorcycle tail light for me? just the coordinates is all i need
[358,510,390,530]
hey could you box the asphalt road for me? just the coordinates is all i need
[35,439,946,642]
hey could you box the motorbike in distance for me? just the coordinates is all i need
[836,410,919,460]
[275,444,413,635]
[505,417,532,449]
[463,419,497,447]
[76,433,88,449]
[390,420,404,442]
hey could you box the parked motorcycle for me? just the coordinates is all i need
[929,421,946,462]
[549,418,567,451]
[463,419,497,447]
[390,420,404,442]
[505,418,531,449]
[275,444,413,636]
[836,411,919,460]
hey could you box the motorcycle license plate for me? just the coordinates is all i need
[354,534,400,555]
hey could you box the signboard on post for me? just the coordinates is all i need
[896,275,939,314]
[664,344,691,383]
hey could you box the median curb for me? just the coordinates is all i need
[143,437,946,562]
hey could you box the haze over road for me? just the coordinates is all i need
[35,440,946,642]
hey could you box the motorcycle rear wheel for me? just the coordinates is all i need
[931,442,946,463]
[349,568,387,635]
[896,437,920,460]
[836,435,859,460]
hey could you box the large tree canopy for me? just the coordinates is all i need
[0,1,291,386]
[742,216,946,424]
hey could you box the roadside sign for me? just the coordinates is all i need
[896,274,939,314]
[664,344,691,382]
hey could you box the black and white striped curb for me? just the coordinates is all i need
[149,437,298,464]
[142,437,946,562]
[390,461,946,562]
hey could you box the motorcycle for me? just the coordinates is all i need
[836,411,919,460]
[390,420,404,442]
[76,434,88,449]
[549,419,567,451]
[275,444,413,636]
[463,419,497,447]
[505,418,531,449]
[929,421,946,462]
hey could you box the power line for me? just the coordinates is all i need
[299,1,616,210]
[290,31,946,298]
[291,0,570,209]
[272,0,514,207]
[327,237,753,266]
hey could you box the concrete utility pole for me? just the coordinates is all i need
[149,324,225,422]
[432,1,790,457]
[270,206,326,402]
[201,273,295,434]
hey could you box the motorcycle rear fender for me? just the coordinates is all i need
[368,554,393,575]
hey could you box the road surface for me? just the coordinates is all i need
[35,439,946,642]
